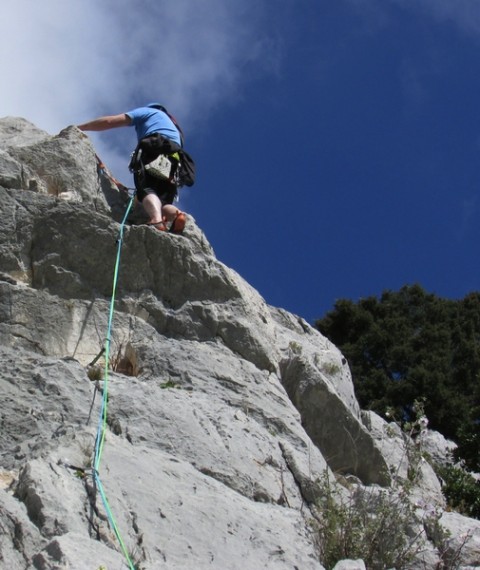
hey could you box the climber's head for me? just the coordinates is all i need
[147,103,165,111]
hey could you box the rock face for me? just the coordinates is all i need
[0,117,479,569]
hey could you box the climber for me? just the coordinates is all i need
[78,104,187,234]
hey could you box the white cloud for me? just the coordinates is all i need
[346,0,480,36]
[0,0,282,183]
[414,0,480,35]
[342,0,480,117]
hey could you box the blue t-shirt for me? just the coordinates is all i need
[126,107,181,145]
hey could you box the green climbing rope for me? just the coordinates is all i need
[93,193,136,570]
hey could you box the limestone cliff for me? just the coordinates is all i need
[0,117,479,569]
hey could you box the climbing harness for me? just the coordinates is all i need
[89,189,136,570]
[130,133,195,189]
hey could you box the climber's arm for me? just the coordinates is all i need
[77,114,132,132]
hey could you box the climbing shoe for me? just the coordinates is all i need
[169,211,186,234]
[146,220,167,232]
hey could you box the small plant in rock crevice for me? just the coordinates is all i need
[160,378,177,389]
[313,472,422,570]
[109,337,137,376]
[288,341,302,355]
[313,400,472,569]
[87,365,103,382]
[79,440,94,469]
[320,362,341,376]
[384,398,430,489]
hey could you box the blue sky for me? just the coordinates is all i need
[2,1,480,323]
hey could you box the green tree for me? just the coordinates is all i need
[316,284,480,471]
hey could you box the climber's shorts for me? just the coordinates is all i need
[134,172,177,205]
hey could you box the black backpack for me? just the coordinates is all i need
[176,149,195,187]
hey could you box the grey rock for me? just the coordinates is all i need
[0,116,49,148]
[435,512,480,568]
[281,353,390,485]
[1,116,478,570]
[418,428,458,467]
[0,344,326,569]
[362,410,409,480]
[31,533,125,570]
[332,561,366,570]
[362,410,445,507]
[0,487,46,568]
[0,113,333,568]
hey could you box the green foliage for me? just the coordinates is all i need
[455,417,480,472]
[315,475,421,569]
[437,465,480,519]
[316,285,480,471]
[87,365,103,382]
[313,405,474,568]
[320,362,342,376]
[160,379,177,389]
